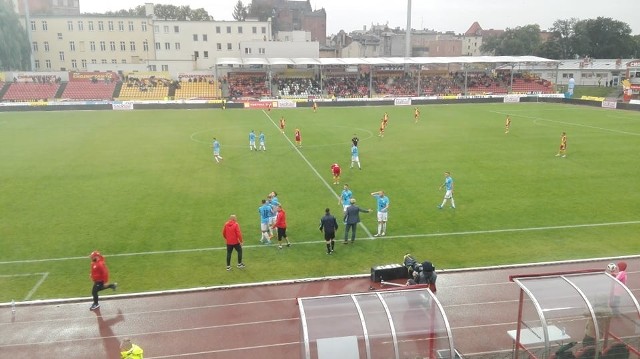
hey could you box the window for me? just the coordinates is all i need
[154,25,159,33]
[238,26,242,34]
[142,22,147,32]
[227,26,231,33]
[203,51,209,58]
[112,59,117,64]
[69,41,75,51]
[108,21,114,31]
[71,59,77,68]
[164,42,170,50]
[175,42,180,50]
[90,41,96,51]
[129,21,135,31]
[245,47,251,54]
[44,41,49,52]
[261,27,266,34]
[34,60,40,69]
[98,21,104,31]
[91,59,97,64]
[143,40,149,52]
[216,43,222,50]
[120,41,126,51]
[252,26,257,34]
[216,26,221,34]
[161,65,168,71]
[118,21,124,31]
[88,21,94,31]
[163,25,169,33]
[174,26,179,33]
[59,51,65,61]
[81,59,87,68]
[148,64,157,71]
[67,21,73,31]
[155,42,161,50]
[193,34,198,41]
[227,43,232,50]
[109,41,115,51]
[259,48,265,54]
[31,21,36,31]
[129,41,136,51]
[32,42,38,52]
[121,59,127,64]
[42,21,48,31]
[45,59,51,69]
[77,21,83,31]
[101,59,107,64]
[100,41,106,51]
[57,33,63,40]
[194,51,199,59]
[203,34,207,41]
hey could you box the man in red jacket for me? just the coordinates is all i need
[272,204,291,249]
[89,251,117,310]
[222,214,244,271]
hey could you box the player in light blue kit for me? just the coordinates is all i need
[339,184,353,212]
[258,199,273,244]
[438,172,455,209]
[212,138,223,163]
[350,145,361,169]
[267,192,279,238]
[258,131,266,151]
[371,190,389,236]
[249,130,257,151]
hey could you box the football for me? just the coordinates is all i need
[606,263,618,273]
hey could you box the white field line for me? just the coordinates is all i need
[1,220,639,265]
[489,110,640,136]
[260,109,374,238]
[0,272,49,301]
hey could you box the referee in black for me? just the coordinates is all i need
[319,208,339,254]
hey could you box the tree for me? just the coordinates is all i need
[101,4,212,20]
[572,17,635,58]
[232,0,248,21]
[0,0,31,70]
[545,18,578,59]
[480,25,542,56]
[632,35,640,58]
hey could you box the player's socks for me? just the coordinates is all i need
[377,224,382,235]
[450,199,456,208]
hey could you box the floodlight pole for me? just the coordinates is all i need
[405,0,411,57]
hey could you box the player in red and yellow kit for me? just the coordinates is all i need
[505,115,511,134]
[312,101,318,112]
[331,163,341,184]
[414,107,420,123]
[556,132,567,157]
[294,128,302,147]
[378,117,386,137]
[279,116,286,133]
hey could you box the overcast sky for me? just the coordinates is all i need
[80,0,640,36]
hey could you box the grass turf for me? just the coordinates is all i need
[1,102,639,302]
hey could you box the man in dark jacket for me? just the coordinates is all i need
[343,198,371,244]
[319,208,338,254]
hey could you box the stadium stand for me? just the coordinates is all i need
[174,75,218,100]
[276,77,321,98]
[117,73,171,100]
[61,82,117,100]
[226,72,270,98]
[2,82,61,102]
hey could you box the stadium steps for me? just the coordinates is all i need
[0,82,9,100]
[113,81,123,99]
[54,83,67,99]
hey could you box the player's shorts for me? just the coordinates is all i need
[259,140,265,146]
[249,140,255,146]
[277,227,287,240]
[332,169,341,176]
[269,217,276,226]
[377,212,388,222]
[260,223,269,232]
[213,150,220,156]
[444,190,453,199]
[343,204,350,212]
[324,231,335,241]
[351,155,359,162]
[560,145,566,150]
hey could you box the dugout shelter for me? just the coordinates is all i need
[509,270,640,359]
[298,287,460,359]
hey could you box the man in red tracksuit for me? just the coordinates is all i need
[272,204,291,249]
[89,251,117,310]
[222,214,244,271]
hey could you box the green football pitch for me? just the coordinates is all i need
[1,102,639,302]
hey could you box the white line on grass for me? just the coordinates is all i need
[260,109,374,238]
[0,272,49,301]
[1,220,639,265]
[490,110,640,136]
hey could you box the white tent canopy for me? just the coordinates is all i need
[216,56,558,66]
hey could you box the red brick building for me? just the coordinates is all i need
[251,0,327,45]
